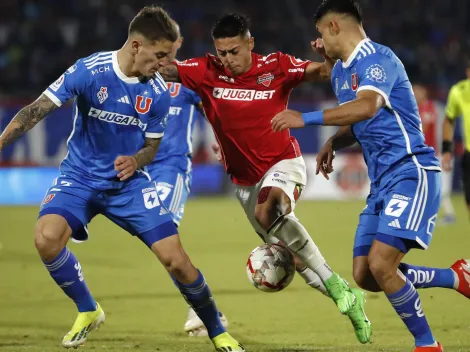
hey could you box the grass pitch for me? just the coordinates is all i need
[0,197,469,351]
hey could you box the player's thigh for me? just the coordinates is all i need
[377,168,441,252]
[103,179,178,247]
[38,175,97,244]
[153,171,191,226]
[462,152,470,205]
[235,183,267,236]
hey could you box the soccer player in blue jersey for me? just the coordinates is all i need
[147,21,229,337]
[271,1,469,351]
[0,6,244,352]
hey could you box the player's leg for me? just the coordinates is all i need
[369,169,443,351]
[152,168,229,336]
[250,157,370,343]
[37,177,103,348]
[463,151,470,220]
[438,169,456,224]
[104,180,244,351]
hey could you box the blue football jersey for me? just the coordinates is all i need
[44,51,170,190]
[331,38,440,186]
[148,82,201,174]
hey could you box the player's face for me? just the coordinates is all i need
[316,16,341,60]
[214,35,254,76]
[135,39,175,77]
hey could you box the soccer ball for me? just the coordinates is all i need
[246,243,296,292]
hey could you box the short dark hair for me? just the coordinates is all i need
[212,14,250,39]
[129,6,178,42]
[314,0,363,24]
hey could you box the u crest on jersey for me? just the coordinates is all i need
[167,82,181,98]
[135,95,153,114]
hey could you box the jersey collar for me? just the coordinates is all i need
[112,51,141,84]
[342,38,371,68]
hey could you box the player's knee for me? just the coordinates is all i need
[254,187,292,231]
[368,254,395,283]
[34,218,69,261]
[161,249,193,281]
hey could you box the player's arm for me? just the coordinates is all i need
[159,64,181,83]
[441,85,460,171]
[316,126,356,180]
[272,90,384,131]
[0,94,58,151]
[303,39,335,82]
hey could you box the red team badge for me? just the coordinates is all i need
[257,73,275,87]
[135,95,153,114]
[351,73,359,91]
[42,194,56,205]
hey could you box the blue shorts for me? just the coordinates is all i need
[39,175,177,246]
[149,166,191,226]
[353,168,441,258]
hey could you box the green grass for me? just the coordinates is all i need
[0,197,469,352]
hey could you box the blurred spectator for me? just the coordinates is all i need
[0,0,468,100]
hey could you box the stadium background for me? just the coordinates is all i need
[1,1,470,352]
[0,0,468,204]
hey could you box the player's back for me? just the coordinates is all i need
[332,39,440,186]
[44,51,170,190]
[176,52,310,185]
[148,83,200,174]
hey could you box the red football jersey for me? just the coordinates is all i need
[176,52,310,185]
[419,100,438,152]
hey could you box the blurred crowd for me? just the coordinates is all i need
[0,0,468,101]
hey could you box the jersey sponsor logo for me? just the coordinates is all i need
[212,88,275,101]
[135,95,153,114]
[341,81,350,90]
[257,73,275,87]
[168,82,181,97]
[365,64,387,83]
[42,193,56,205]
[169,106,182,115]
[351,73,359,91]
[117,95,130,104]
[91,66,110,75]
[288,68,304,73]
[97,87,108,104]
[88,107,147,130]
[66,65,77,74]
[385,198,409,217]
[50,74,65,92]
[392,194,412,201]
[142,188,160,209]
[178,60,198,66]
[218,75,235,84]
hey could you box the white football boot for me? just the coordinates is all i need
[184,307,229,337]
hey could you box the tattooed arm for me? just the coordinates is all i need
[158,64,181,82]
[114,137,162,181]
[0,94,58,151]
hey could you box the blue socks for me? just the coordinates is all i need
[43,247,96,312]
[400,263,456,289]
[386,278,436,346]
[173,270,225,339]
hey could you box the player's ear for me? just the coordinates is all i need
[176,37,184,49]
[249,36,255,51]
[329,20,340,36]
[130,39,143,54]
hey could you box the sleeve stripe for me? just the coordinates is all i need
[145,132,164,139]
[357,85,392,109]
[43,89,63,107]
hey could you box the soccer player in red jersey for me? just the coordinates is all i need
[413,83,456,224]
[160,14,371,343]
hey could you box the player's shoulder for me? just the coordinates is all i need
[148,73,170,101]
[76,51,114,75]
[354,40,400,67]
[451,79,469,93]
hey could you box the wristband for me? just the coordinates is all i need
[442,140,453,154]
[301,111,324,125]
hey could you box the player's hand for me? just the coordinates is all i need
[271,109,304,132]
[316,140,335,180]
[441,152,453,172]
[211,143,223,164]
[311,38,327,57]
[114,155,138,181]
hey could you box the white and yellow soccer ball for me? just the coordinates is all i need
[246,243,296,292]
